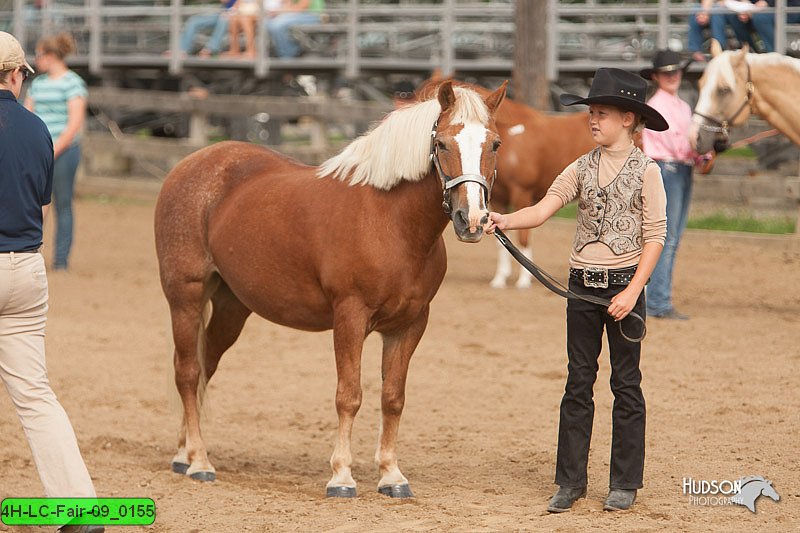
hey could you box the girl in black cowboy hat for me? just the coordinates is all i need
[484,67,667,513]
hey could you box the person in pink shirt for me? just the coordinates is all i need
[640,50,710,320]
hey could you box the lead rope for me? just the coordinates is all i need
[492,229,646,343]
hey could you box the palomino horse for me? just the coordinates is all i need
[154,81,506,498]
[417,78,595,288]
[693,40,800,153]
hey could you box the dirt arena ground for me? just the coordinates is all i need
[1,194,798,532]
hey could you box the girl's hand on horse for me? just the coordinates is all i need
[607,286,640,321]
[483,212,508,234]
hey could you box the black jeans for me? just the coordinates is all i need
[555,278,646,490]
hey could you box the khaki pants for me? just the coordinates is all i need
[0,252,96,497]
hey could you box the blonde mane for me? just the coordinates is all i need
[317,87,490,190]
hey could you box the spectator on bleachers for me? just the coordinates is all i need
[266,0,325,58]
[688,0,752,61]
[178,0,236,58]
[225,0,261,57]
[731,0,800,52]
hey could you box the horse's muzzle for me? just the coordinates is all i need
[452,208,486,242]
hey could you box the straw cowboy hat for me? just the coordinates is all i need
[559,68,669,131]
[639,49,693,80]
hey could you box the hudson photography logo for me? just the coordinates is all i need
[682,476,780,513]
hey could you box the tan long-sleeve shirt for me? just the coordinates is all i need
[546,141,667,269]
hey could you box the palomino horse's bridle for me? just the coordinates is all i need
[693,59,754,143]
[429,120,495,214]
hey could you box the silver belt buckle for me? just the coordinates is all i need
[583,266,609,288]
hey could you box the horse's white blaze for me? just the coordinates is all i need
[455,123,489,230]
[694,52,737,123]
[464,182,485,230]
[508,124,525,136]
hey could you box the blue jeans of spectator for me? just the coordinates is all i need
[647,161,693,316]
[52,144,80,269]
[688,9,730,52]
[180,13,230,54]
[265,12,322,58]
[749,12,800,52]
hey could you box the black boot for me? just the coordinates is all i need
[547,486,587,513]
[603,488,637,511]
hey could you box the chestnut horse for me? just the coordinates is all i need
[693,40,800,153]
[417,79,595,288]
[154,81,506,498]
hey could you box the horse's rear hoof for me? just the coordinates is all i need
[378,484,414,498]
[189,471,216,482]
[326,486,357,498]
[171,461,189,475]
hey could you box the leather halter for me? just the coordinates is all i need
[429,120,495,214]
[693,58,754,139]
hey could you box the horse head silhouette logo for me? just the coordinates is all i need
[730,476,780,513]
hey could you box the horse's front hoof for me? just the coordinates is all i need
[189,471,216,482]
[326,486,357,498]
[171,461,189,475]
[378,484,414,499]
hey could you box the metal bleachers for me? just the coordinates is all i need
[4,0,800,81]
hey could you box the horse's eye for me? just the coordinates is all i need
[435,140,447,151]
[718,86,732,96]
[492,140,502,152]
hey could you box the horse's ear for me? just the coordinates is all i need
[484,80,508,115]
[430,67,444,82]
[710,39,723,57]
[438,81,456,112]
[731,44,748,67]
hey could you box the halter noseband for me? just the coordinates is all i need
[693,59,754,139]
[429,119,495,214]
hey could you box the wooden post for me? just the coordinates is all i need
[345,0,359,79]
[168,0,182,76]
[89,0,102,75]
[187,88,210,146]
[513,0,550,110]
[309,93,329,163]
[13,0,24,50]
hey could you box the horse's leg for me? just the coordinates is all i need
[510,188,535,289]
[327,302,369,498]
[172,279,252,479]
[169,278,217,481]
[375,307,428,498]
[490,238,513,288]
[515,227,533,289]
[204,280,252,381]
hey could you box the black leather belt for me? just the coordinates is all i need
[0,249,40,254]
[570,266,637,288]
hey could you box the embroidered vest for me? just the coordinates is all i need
[573,147,653,255]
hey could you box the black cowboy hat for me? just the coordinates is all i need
[639,49,694,80]
[559,68,669,132]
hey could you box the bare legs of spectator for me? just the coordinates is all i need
[225,14,256,58]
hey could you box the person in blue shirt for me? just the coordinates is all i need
[0,31,101,533]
